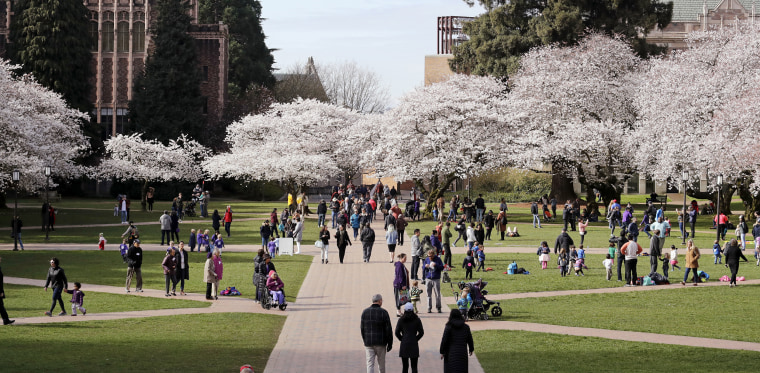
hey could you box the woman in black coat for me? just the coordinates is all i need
[253,249,265,302]
[724,239,748,287]
[395,303,424,373]
[211,210,221,233]
[440,309,474,373]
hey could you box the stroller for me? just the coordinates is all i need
[452,279,502,320]
[184,200,197,217]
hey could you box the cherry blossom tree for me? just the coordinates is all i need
[508,34,640,208]
[204,99,362,194]
[98,133,208,210]
[363,74,516,215]
[633,23,760,215]
[0,59,90,204]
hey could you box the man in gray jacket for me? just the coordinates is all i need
[410,229,422,280]
[160,210,172,245]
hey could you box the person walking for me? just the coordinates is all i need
[223,205,233,237]
[160,210,171,245]
[361,294,393,373]
[423,250,444,313]
[724,238,748,287]
[441,222,453,269]
[396,214,408,246]
[162,247,178,296]
[393,253,410,317]
[410,229,422,280]
[293,217,304,254]
[531,201,542,228]
[335,225,352,264]
[125,239,143,293]
[0,256,15,325]
[682,239,701,286]
[319,225,330,264]
[439,309,475,373]
[43,257,68,316]
[177,242,190,295]
[395,302,424,373]
[360,223,376,263]
[386,225,399,263]
[10,216,23,250]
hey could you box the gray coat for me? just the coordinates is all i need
[293,221,303,242]
[160,214,171,230]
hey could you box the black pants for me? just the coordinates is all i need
[0,297,10,322]
[165,273,177,294]
[338,245,347,263]
[718,224,726,240]
[362,242,373,262]
[225,222,231,236]
[442,244,452,268]
[161,230,171,245]
[690,222,696,238]
[625,258,638,285]
[500,230,505,240]
[206,282,213,298]
[401,357,418,373]
[729,262,740,284]
[617,254,625,281]
[171,230,179,243]
[485,228,492,240]
[178,269,187,291]
[411,255,420,280]
[49,287,65,313]
[465,268,473,279]
[398,230,405,246]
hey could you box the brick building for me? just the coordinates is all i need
[0,0,228,139]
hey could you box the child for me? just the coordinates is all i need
[660,252,670,280]
[608,240,616,262]
[113,203,119,216]
[409,280,423,314]
[63,282,86,316]
[670,245,681,270]
[98,233,106,251]
[462,250,475,279]
[569,246,578,264]
[559,248,569,277]
[189,229,197,252]
[713,240,722,264]
[214,231,225,254]
[574,258,584,276]
[119,238,129,263]
[267,236,277,258]
[457,288,472,320]
[577,245,588,269]
[475,245,486,272]
[538,241,551,270]
[603,254,613,281]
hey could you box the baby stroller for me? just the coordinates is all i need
[452,279,502,320]
[259,287,287,311]
[184,200,196,217]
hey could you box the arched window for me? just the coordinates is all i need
[102,12,114,52]
[117,22,129,52]
[89,22,98,51]
[133,22,145,52]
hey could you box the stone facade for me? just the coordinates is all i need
[0,0,228,139]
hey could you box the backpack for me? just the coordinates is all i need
[442,271,451,283]
[642,276,654,286]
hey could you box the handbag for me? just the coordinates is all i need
[315,240,323,249]
[397,289,410,304]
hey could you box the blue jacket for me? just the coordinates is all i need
[476,250,485,261]
[350,213,361,228]
[430,235,442,253]
[424,256,444,280]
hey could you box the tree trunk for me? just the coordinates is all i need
[717,187,735,216]
[735,176,758,218]
[0,192,6,209]
[419,174,458,219]
[141,179,148,211]
[550,163,576,204]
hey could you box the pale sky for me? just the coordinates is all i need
[260,0,482,106]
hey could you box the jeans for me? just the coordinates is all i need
[624,258,638,285]
[362,242,373,262]
[365,345,387,373]
[448,209,456,221]
[318,213,325,227]
[331,211,338,228]
[121,210,127,223]
[49,287,65,313]
[426,278,441,311]
[126,267,143,291]
[411,255,420,279]
[270,224,279,238]
[476,208,484,222]
[740,233,746,250]
[533,214,542,228]
[164,273,177,294]
[398,230,405,246]
[353,227,359,239]
[683,267,700,284]
[690,222,696,238]
[224,222,231,236]
[161,230,171,245]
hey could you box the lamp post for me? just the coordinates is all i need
[44,166,51,241]
[682,170,689,245]
[716,174,723,243]
[12,169,20,251]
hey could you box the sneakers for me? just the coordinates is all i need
[71,314,77,316]
[44,311,52,317]
[125,289,130,293]
[83,310,86,316]
[58,311,67,316]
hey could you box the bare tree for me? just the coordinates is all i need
[274,57,329,104]
[319,61,390,113]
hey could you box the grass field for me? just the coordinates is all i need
[1,250,312,302]
[2,284,209,317]
[0,313,285,373]
[474,330,760,372]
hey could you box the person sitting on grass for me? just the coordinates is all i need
[63,282,86,316]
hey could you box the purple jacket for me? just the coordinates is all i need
[393,261,409,289]
[65,289,85,305]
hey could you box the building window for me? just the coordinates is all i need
[89,22,98,51]
[115,108,129,134]
[103,11,114,21]
[134,12,145,21]
[202,97,208,115]
[118,11,129,21]
[89,11,98,21]
[202,66,209,82]
[133,22,145,52]
[102,22,114,52]
[117,22,129,52]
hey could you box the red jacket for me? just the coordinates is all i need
[224,208,233,223]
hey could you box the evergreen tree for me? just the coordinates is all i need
[9,0,92,112]
[199,0,275,95]
[128,0,203,144]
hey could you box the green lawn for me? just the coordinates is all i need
[497,284,760,342]
[2,284,209,317]
[440,252,758,296]
[0,313,285,373]
[475,330,760,372]
[1,250,312,302]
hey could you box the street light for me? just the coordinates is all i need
[12,170,20,251]
[44,166,51,241]
[682,170,689,245]
[716,174,723,243]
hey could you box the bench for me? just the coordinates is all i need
[645,195,667,206]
